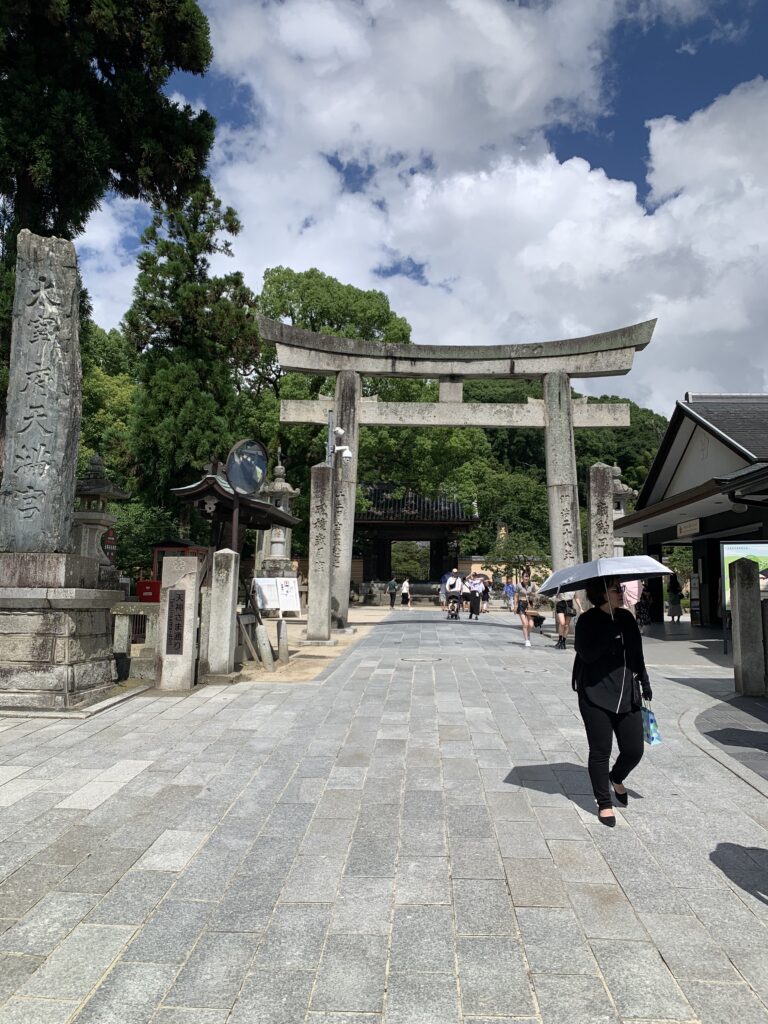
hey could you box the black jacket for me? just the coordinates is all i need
[572,607,648,713]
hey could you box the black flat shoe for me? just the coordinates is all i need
[609,774,629,807]
[598,812,616,827]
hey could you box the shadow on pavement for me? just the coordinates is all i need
[710,843,768,907]
[704,728,768,753]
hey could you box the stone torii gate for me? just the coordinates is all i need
[258,315,656,628]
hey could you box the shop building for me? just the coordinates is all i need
[614,394,768,625]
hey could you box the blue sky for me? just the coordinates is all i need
[551,2,768,198]
[80,0,768,414]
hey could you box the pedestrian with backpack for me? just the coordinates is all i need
[387,577,398,609]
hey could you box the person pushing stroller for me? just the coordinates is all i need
[445,568,462,619]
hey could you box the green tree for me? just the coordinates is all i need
[391,541,430,581]
[0,0,214,244]
[0,0,216,432]
[124,180,260,502]
[259,266,411,343]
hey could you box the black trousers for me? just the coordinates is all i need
[578,694,644,809]
[389,593,396,608]
[468,592,481,617]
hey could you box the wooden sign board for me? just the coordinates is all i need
[252,577,301,614]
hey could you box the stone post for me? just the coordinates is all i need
[208,549,239,675]
[729,558,766,696]
[307,463,335,642]
[277,619,289,664]
[331,370,361,627]
[588,463,614,560]
[0,231,82,554]
[543,371,582,571]
[158,556,202,690]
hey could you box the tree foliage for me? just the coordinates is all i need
[0,0,214,245]
[0,0,216,428]
[123,180,259,502]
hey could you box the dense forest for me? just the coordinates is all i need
[0,1,669,579]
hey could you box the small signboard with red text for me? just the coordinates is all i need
[101,528,118,563]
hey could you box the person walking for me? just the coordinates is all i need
[667,574,683,623]
[481,579,490,614]
[460,574,471,613]
[572,578,652,827]
[635,581,652,633]
[622,578,641,617]
[445,568,462,614]
[503,580,516,612]
[554,593,583,649]
[387,577,398,609]
[439,570,451,611]
[467,573,483,619]
[400,577,411,608]
[514,569,539,647]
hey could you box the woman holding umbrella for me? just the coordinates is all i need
[572,577,653,826]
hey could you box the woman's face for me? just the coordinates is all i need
[603,579,625,611]
[522,574,530,586]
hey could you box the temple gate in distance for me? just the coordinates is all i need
[258,315,656,631]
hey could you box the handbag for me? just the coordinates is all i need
[641,701,661,746]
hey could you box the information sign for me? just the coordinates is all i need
[101,527,118,562]
[251,577,301,614]
[720,542,768,611]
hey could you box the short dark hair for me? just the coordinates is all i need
[585,577,619,608]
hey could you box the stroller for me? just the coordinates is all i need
[446,593,461,620]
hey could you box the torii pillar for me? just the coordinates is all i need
[331,370,361,627]
[543,371,583,567]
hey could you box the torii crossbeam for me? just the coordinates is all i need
[258,315,656,632]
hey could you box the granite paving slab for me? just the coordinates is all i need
[0,614,767,1023]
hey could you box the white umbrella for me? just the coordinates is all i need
[538,555,671,596]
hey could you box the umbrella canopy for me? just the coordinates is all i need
[538,555,671,596]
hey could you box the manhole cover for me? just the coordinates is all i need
[400,657,442,663]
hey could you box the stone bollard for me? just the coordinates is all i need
[277,619,289,664]
[729,558,766,696]
[208,549,239,675]
[255,624,276,672]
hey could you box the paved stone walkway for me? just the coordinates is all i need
[0,610,767,1023]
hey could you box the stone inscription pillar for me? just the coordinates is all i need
[158,556,202,690]
[208,548,239,675]
[588,463,614,561]
[331,370,361,627]
[0,230,82,552]
[307,463,334,642]
[543,371,583,571]
[729,558,766,696]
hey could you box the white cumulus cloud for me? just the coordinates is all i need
[77,0,768,417]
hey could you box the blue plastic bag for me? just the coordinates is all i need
[641,703,661,746]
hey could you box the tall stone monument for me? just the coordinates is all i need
[588,463,614,561]
[0,231,123,710]
[0,232,81,554]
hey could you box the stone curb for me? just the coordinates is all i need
[0,683,151,721]
[678,704,768,801]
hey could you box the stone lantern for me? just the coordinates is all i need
[260,455,301,577]
[612,464,637,557]
[72,456,129,587]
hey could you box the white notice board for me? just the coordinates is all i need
[251,577,301,614]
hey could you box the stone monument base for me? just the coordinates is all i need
[0,552,99,589]
[0,588,123,710]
